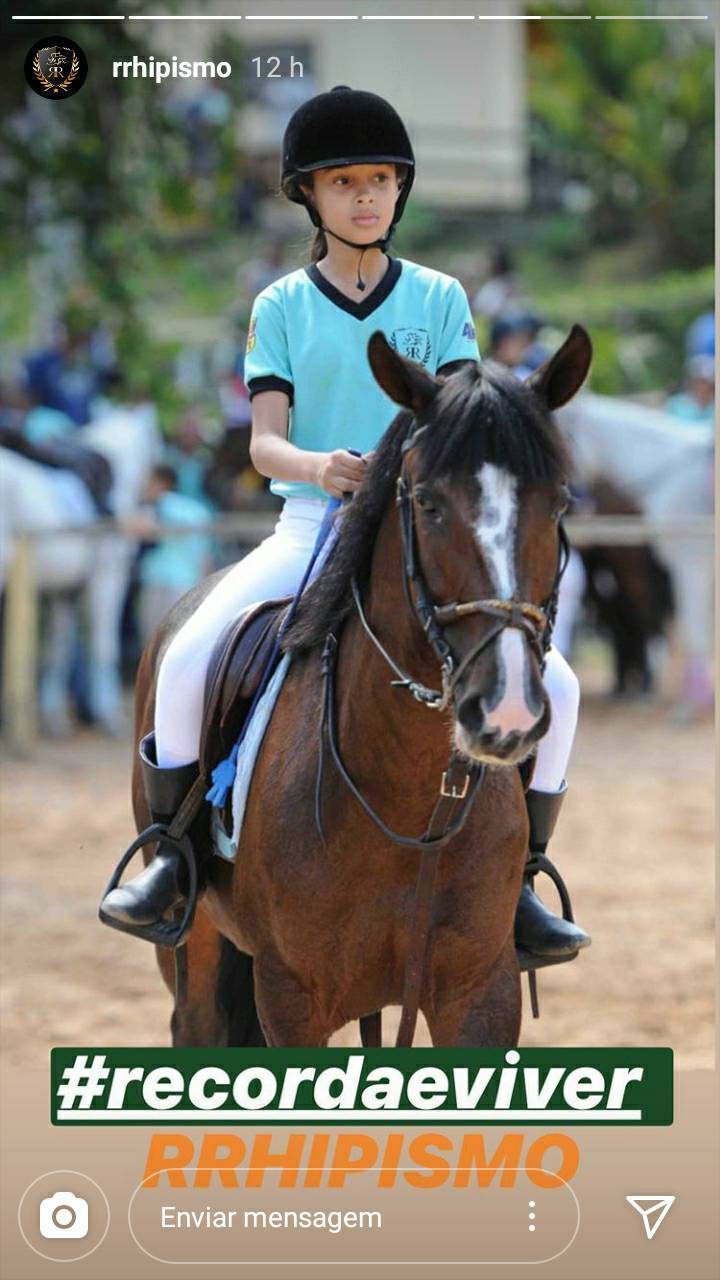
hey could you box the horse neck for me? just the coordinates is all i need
[334,498,455,811]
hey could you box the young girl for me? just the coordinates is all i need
[102,85,589,961]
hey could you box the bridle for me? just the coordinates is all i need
[316,418,570,1048]
[348,421,569,714]
[317,420,569,849]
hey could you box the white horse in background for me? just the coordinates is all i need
[556,392,714,709]
[0,402,161,734]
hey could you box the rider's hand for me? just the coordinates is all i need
[315,449,370,498]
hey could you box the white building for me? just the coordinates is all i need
[150,1,528,213]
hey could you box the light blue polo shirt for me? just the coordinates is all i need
[244,256,481,501]
[139,491,213,590]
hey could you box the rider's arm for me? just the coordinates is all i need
[250,391,368,497]
[250,390,324,488]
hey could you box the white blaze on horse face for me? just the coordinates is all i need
[474,463,540,738]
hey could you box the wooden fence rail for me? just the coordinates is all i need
[2,514,713,755]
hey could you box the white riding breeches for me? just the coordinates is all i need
[155,499,333,767]
[154,497,580,793]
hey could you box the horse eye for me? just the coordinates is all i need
[414,490,444,522]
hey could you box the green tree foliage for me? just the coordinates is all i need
[1,2,246,413]
[528,2,713,268]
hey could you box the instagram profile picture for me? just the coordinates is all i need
[24,35,88,100]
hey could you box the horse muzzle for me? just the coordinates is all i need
[453,687,550,766]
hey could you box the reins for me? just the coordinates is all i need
[316,420,569,1048]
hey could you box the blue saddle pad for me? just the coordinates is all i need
[210,652,291,862]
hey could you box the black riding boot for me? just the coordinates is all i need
[514,784,591,960]
[100,734,199,929]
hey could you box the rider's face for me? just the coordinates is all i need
[302,164,400,243]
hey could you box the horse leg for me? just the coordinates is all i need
[425,942,522,1047]
[216,941,266,1047]
[155,907,231,1047]
[252,948,330,1047]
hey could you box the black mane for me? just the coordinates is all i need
[282,359,569,655]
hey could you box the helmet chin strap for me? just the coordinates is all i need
[321,223,394,292]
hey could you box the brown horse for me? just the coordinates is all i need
[135,324,591,1048]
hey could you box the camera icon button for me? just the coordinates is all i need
[18,1170,109,1263]
[39,1189,89,1239]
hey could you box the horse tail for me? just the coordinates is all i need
[217,939,267,1047]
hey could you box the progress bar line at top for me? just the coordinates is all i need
[595,13,709,17]
[361,13,476,18]
[126,13,244,18]
[12,13,126,17]
[244,13,359,18]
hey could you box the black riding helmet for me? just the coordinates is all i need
[281,86,415,285]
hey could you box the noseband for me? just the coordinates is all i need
[351,422,569,712]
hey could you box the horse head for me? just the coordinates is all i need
[366,324,592,767]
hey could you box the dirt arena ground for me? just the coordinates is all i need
[0,656,714,1069]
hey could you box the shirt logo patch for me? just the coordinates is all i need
[390,327,432,366]
[246,315,257,354]
[462,321,476,340]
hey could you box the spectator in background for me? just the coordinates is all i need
[23,304,117,427]
[0,382,72,444]
[8,384,75,446]
[664,312,715,431]
[127,464,214,644]
[234,168,263,230]
[686,311,714,361]
[488,311,548,377]
[239,236,286,312]
[162,408,217,509]
[665,354,714,430]
[473,246,526,319]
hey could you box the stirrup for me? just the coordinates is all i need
[515,849,582,1018]
[516,849,581,971]
[98,823,199,948]
[517,948,579,973]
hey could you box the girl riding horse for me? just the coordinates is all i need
[101,85,590,967]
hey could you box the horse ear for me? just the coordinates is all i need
[525,324,592,410]
[367,331,442,414]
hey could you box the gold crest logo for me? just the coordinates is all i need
[25,36,88,100]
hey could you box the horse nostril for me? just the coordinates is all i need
[457,695,486,737]
[525,678,545,721]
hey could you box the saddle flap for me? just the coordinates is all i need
[200,596,292,775]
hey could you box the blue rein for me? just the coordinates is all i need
[205,494,343,809]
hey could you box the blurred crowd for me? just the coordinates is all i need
[469,246,715,430]
[0,240,714,736]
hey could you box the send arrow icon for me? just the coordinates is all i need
[626,1196,676,1240]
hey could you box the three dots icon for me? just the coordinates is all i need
[528,1201,536,1232]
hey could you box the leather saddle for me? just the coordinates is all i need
[200,596,292,783]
